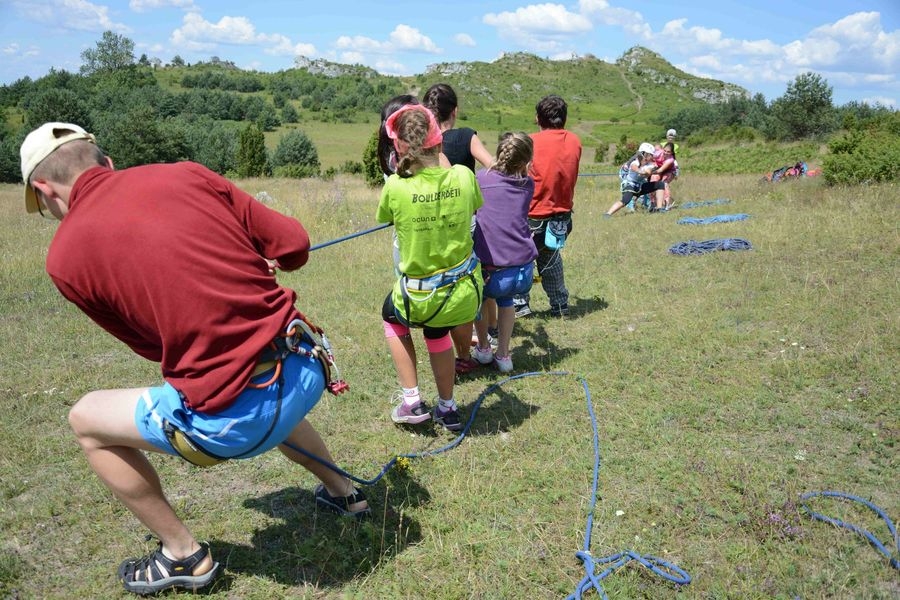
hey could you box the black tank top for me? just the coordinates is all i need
[441,128,477,171]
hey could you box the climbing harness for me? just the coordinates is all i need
[252,314,348,396]
[396,253,481,327]
[529,214,569,274]
[164,313,347,468]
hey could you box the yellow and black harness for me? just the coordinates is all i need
[164,314,347,467]
[397,253,481,327]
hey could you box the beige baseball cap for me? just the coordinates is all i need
[21,122,96,213]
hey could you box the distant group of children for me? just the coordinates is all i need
[376,86,581,431]
[605,129,680,217]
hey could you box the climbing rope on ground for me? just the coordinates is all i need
[800,491,899,570]
[282,371,692,597]
[668,238,753,255]
[677,214,749,225]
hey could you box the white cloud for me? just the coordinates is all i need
[454,33,476,47]
[578,0,651,38]
[170,12,316,56]
[335,25,441,55]
[12,0,130,33]
[373,58,409,75]
[129,0,196,12]
[483,3,592,52]
[338,51,366,65]
[484,3,592,34]
[579,5,899,103]
[335,35,390,54]
[791,12,900,72]
[860,95,896,109]
[389,24,441,53]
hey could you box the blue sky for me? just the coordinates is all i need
[2,0,898,107]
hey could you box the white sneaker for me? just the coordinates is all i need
[494,355,513,373]
[472,346,494,365]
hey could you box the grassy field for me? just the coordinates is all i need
[0,172,897,599]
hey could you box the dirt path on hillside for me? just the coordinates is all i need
[618,66,643,113]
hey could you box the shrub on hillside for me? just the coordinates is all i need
[822,112,900,185]
[271,129,320,178]
[612,141,637,166]
[362,129,382,187]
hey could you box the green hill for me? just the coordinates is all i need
[402,47,748,145]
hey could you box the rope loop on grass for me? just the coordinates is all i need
[668,238,753,255]
[571,550,691,599]
[799,490,900,570]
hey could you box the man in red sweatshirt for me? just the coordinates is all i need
[21,122,368,595]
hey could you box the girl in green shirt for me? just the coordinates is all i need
[377,105,484,431]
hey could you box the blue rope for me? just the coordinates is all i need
[668,238,753,255]
[677,214,749,225]
[309,222,392,252]
[282,371,691,597]
[566,374,691,599]
[282,371,570,486]
[799,491,900,570]
[679,198,731,209]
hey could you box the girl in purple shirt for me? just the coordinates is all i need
[471,132,538,372]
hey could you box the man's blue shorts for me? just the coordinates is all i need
[482,263,535,307]
[135,349,324,459]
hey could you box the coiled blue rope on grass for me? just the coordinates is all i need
[799,491,900,570]
[668,238,753,255]
[283,371,691,597]
[678,214,749,225]
[680,198,731,209]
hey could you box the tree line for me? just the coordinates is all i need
[0,32,404,183]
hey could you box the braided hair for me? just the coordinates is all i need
[491,132,533,177]
[378,94,418,176]
[422,83,457,125]
[393,109,440,178]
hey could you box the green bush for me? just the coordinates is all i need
[362,128,382,187]
[272,163,319,179]
[270,129,320,177]
[236,123,268,177]
[340,160,363,175]
[823,115,900,185]
[612,140,637,166]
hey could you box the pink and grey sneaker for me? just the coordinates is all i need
[391,400,431,425]
[472,345,494,365]
[494,355,514,373]
[433,405,463,432]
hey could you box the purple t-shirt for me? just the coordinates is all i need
[473,169,538,268]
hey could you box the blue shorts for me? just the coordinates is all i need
[482,263,534,307]
[135,350,324,459]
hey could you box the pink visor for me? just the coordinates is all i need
[385,105,443,152]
